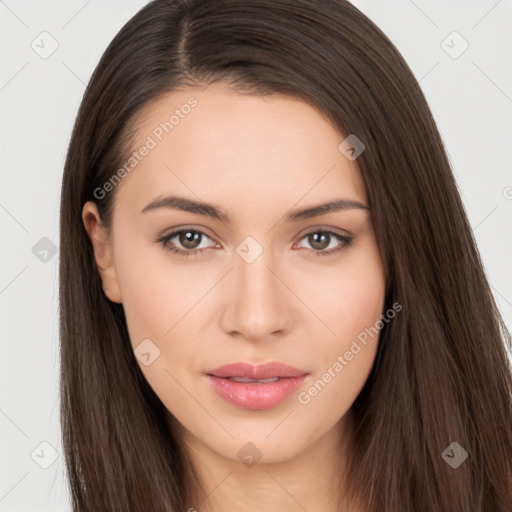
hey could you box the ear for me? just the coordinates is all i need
[82,201,122,303]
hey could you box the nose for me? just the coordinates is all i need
[219,249,294,342]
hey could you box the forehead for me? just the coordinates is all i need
[114,84,367,215]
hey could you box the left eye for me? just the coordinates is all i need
[157,228,353,258]
[295,230,353,256]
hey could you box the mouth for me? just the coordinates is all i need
[207,361,308,379]
[206,362,308,410]
[214,376,283,383]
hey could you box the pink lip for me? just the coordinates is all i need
[208,362,307,379]
[206,362,308,410]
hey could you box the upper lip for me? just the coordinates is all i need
[207,362,308,379]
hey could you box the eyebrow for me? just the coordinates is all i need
[141,195,370,223]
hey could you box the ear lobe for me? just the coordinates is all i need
[81,201,122,303]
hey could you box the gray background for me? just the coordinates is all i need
[1,1,511,510]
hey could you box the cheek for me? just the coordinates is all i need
[114,243,204,409]
[296,245,385,413]
[115,239,195,344]
[114,240,216,382]
[304,241,386,343]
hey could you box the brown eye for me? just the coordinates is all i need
[296,229,353,257]
[177,231,202,249]
[307,232,331,251]
[158,229,217,257]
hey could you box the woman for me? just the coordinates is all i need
[59,0,512,510]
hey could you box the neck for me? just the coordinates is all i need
[173,409,356,512]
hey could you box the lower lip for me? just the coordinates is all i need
[207,375,307,410]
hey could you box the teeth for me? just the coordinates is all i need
[231,377,280,383]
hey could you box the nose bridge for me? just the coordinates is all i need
[234,234,278,292]
[237,249,276,299]
[222,238,291,339]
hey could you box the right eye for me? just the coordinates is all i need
[157,228,218,258]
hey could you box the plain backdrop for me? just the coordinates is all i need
[0,1,511,510]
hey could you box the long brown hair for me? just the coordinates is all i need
[59,0,512,510]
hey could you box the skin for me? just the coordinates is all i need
[82,84,385,511]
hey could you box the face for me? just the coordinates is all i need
[83,84,386,466]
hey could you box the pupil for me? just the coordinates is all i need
[181,231,200,249]
[310,232,329,250]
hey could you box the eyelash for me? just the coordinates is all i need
[156,227,353,258]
